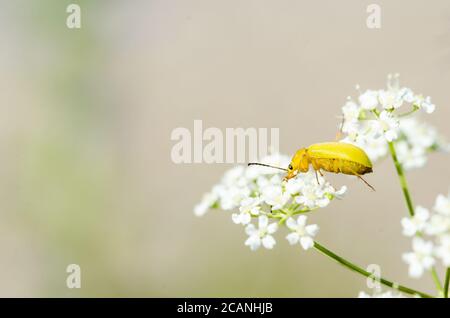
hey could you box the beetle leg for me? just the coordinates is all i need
[318,169,324,177]
[315,170,320,185]
[357,175,376,191]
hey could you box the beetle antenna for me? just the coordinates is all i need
[248,163,288,172]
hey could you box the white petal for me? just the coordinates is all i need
[423,99,435,113]
[267,222,278,234]
[250,207,260,216]
[415,206,429,221]
[286,179,302,195]
[401,218,416,237]
[385,130,398,142]
[262,235,276,249]
[434,194,450,216]
[258,215,269,228]
[334,186,347,198]
[408,262,424,278]
[245,224,257,236]
[359,90,378,110]
[297,215,307,227]
[295,196,306,205]
[232,213,242,224]
[305,224,319,236]
[300,236,314,250]
[240,197,255,208]
[286,232,300,245]
[402,252,416,264]
[241,213,252,225]
[286,217,297,231]
[316,197,330,208]
[245,235,260,251]
[194,202,209,217]
[414,238,433,254]
[421,256,435,269]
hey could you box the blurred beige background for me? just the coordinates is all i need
[0,0,449,297]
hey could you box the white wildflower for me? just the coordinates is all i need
[399,118,437,149]
[433,193,450,216]
[401,206,429,236]
[342,99,361,123]
[339,75,446,170]
[222,166,245,186]
[377,110,399,142]
[402,237,435,278]
[261,185,291,211]
[331,185,347,199]
[195,152,347,253]
[194,192,219,217]
[414,95,435,114]
[295,185,330,209]
[435,235,450,267]
[232,197,261,225]
[285,215,319,250]
[244,215,278,251]
[399,87,415,103]
[358,90,378,110]
[220,186,250,210]
[406,193,450,269]
[425,214,450,236]
[395,141,427,170]
[285,177,304,196]
[379,90,403,110]
[425,193,450,236]
[358,290,406,298]
[195,153,346,217]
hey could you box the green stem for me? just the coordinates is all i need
[431,267,443,294]
[397,105,419,117]
[387,142,415,217]
[444,268,450,298]
[388,141,444,294]
[278,215,288,225]
[313,241,432,298]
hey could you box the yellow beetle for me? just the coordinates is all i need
[249,142,374,190]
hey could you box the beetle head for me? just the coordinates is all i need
[284,148,309,180]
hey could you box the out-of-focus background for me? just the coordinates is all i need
[0,0,449,297]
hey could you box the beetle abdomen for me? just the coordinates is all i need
[311,158,372,175]
[338,159,372,175]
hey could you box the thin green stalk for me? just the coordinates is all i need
[431,267,443,294]
[388,141,443,295]
[397,105,419,117]
[313,241,432,298]
[444,268,450,298]
[388,141,414,217]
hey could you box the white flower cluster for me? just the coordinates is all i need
[194,153,347,251]
[358,290,406,298]
[340,74,448,169]
[401,193,450,278]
